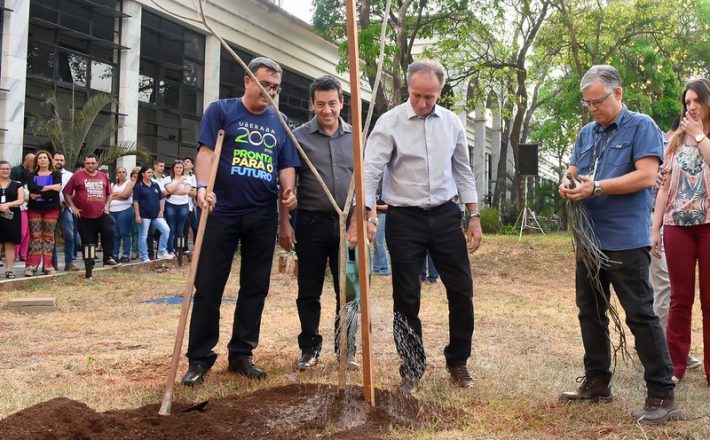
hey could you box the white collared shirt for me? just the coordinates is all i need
[364,100,478,208]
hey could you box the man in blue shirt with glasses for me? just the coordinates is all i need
[558,65,679,425]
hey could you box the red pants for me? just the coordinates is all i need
[664,223,710,383]
[14,210,29,260]
[26,209,60,270]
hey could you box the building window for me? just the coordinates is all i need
[24,0,124,151]
[138,10,204,162]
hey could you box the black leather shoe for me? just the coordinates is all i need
[181,364,208,386]
[295,352,319,371]
[228,357,267,379]
[447,365,474,388]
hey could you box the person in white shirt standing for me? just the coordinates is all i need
[164,161,192,256]
[182,157,198,256]
[52,151,80,271]
[109,167,136,263]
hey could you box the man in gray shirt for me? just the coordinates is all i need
[349,59,483,393]
[279,75,357,371]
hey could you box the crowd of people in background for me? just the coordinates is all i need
[0,150,199,277]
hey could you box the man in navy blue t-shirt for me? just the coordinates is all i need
[558,65,678,424]
[182,57,301,386]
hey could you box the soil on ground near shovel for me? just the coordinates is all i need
[0,384,463,439]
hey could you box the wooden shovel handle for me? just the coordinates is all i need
[159,129,225,415]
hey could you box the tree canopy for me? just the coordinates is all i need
[312,0,710,210]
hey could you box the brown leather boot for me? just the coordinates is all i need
[447,365,474,388]
[630,396,681,425]
[560,375,613,402]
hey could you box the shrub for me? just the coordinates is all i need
[480,208,501,234]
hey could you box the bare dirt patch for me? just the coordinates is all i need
[0,384,460,440]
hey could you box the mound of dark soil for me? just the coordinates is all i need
[0,384,460,439]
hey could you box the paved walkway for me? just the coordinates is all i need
[0,249,187,283]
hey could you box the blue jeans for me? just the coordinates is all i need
[138,217,170,261]
[164,203,189,253]
[111,208,133,259]
[421,252,438,281]
[372,213,390,274]
[184,208,198,249]
[52,206,80,268]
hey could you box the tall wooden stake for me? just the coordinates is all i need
[345,0,375,407]
[159,130,225,416]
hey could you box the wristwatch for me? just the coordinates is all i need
[593,181,602,196]
[695,133,707,144]
[466,211,481,220]
[195,183,208,190]
[367,216,379,226]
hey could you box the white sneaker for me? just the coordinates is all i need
[157,252,174,260]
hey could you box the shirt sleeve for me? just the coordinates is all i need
[569,134,583,166]
[63,173,77,196]
[277,115,302,170]
[197,101,223,151]
[132,184,141,202]
[363,116,395,209]
[26,173,40,194]
[104,174,112,196]
[450,116,478,204]
[632,116,664,163]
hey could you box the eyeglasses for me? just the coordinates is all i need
[580,92,612,108]
[256,80,281,94]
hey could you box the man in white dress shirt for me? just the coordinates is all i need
[349,59,483,393]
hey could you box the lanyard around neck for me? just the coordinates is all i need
[590,127,618,179]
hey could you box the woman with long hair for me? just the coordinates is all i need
[132,166,172,262]
[25,150,62,276]
[109,167,136,263]
[652,77,710,384]
[164,160,191,255]
[0,160,26,278]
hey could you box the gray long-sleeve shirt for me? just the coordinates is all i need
[364,100,478,209]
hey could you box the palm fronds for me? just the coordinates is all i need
[30,90,147,168]
[96,141,151,167]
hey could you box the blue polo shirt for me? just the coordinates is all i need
[197,98,301,216]
[569,106,663,251]
[133,180,163,219]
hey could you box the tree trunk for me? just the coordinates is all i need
[492,116,511,209]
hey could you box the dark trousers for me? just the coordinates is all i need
[76,214,115,264]
[386,201,474,380]
[186,206,277,368]
[294,210,354,356]
[184,208,199,250]
[575,247,674,398]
